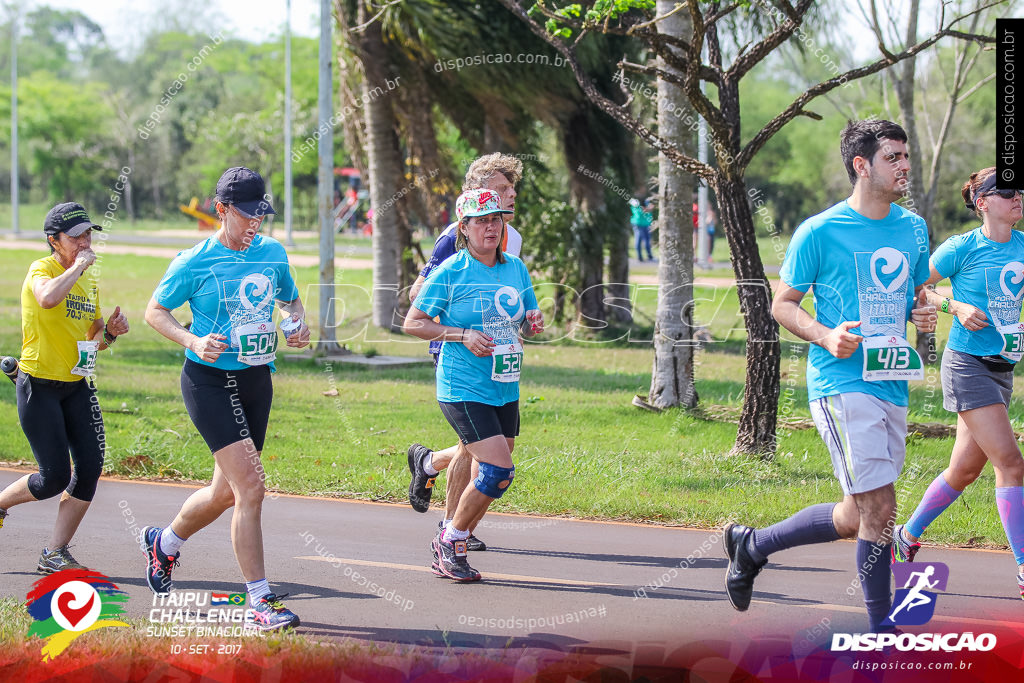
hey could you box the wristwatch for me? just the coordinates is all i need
[940,298,951,314]
[103,325,117,345]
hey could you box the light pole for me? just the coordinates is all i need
[284,0,294,247]
[317,0,339,353]
[9,2,19,237]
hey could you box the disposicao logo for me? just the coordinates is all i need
[831,562,997,652]
[26,569,129,660]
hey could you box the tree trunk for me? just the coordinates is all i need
[565,110,607,330]
[606,219,632,325]
[892,0,936,363]
[647,0,696,409]
[714,175,781,456]
[358,10,403,331]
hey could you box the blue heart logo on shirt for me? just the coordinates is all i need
[869,247,910,294]
[1000,262,1024,301]
[239,273,274,312]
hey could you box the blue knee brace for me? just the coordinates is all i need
[474,462,515,499]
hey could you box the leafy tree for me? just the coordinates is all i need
[499,0,1003,456]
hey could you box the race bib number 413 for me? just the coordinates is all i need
[862,335,923,381]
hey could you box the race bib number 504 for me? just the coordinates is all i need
[235,321,278,366]
[862,335,923,381]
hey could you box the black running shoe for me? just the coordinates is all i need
[407,443,437,513]
[432,533,481,582]
[141,525,179,595]
[724,523,766,611]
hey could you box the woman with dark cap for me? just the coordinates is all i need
[141,167,309,631]
[893,167,1024,600]
[0,202,129,573]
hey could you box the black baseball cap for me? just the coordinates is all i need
[215,167,277,218]
[44,202,102,237]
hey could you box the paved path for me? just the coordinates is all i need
[1,468,1020,653]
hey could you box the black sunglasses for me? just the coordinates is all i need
[984,189,1023,200]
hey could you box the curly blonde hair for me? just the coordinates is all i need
[463,153,523,191]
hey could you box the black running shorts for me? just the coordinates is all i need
[438,400,519,444]
[180,359,273,453]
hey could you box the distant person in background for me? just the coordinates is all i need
[630,198,654,261]
[705,207,718,265]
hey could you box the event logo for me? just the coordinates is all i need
[831,561,996,652]
[884,561,948,626]
[26,569,129,661]
[999,261,1024,301]
[869,247,910,294]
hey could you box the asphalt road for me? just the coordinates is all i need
[1,467,1021,657]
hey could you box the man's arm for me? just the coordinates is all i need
[772,284,862,359]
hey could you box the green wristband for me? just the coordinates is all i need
[941,298,951,314]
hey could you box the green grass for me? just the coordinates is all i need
[0,247,1017,549]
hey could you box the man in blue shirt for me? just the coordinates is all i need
[723,120,937,633]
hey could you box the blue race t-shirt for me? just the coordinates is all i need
[153,234,299,371]
[414,250,539,405]
[780,200,930,406]
[421,223,522,356]
[932,227,1024,357]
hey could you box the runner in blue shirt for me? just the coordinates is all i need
[139,167,309,631]
[407,153,523,554]
[893,167,1024,600]
[403,188,543,581]
[723,120,937,632]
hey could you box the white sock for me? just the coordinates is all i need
[159,527,186,556]
[246,578,271,602]
[443,526,470,543]
[422,452,439,476]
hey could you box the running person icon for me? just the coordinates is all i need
[892,167,1024,600]
[403,188,543,581]
[140,167,308,631]
[887,565,940,623]
[723,120,937,632]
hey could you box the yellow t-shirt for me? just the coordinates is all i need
[20,256,103,382]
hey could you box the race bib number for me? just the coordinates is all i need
[862,335,923,381]
[70,340,99,377]
[491,340,523,383]
[234,321,278,366]
[997,322,1024,362]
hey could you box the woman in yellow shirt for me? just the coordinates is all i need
[0,202,129,573]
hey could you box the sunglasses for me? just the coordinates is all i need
[984,189,1023,200]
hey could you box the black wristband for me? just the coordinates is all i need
[103,325,117,344]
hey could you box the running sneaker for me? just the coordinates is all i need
[141,526,179,594]
[407,443,437,513]
[724,522,766,611]
[432,533,481,582]
[430,527,445,577]
[37,546,87,574]
[1017,572,1024,601]
[246,593,300,631]
[891,524,921,563]
[436,519,487,551]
